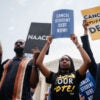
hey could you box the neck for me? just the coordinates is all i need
[59,69,70,74]
[16,54,24,58]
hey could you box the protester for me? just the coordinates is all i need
[0,39,39,100]
[0,41,3,80]
[81,20,100,100]
[36,34,91,100]
[0,41,9,81]
[0,41,2,64]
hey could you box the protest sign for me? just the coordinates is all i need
[47,86,51,100]
[79,72,96,100]
[81,6,100,40]
[24,22,51,54]
[52,9,74,38]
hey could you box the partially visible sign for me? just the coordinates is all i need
[79,72,96,100]
[52,9,74,38]
[81,6,100,40]
[47,86,51,100]
[24,23,51,54]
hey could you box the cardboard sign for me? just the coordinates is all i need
[24,23,51,54]
[81,6,100,40]
[52,9,74,38]
[79,72,96,100]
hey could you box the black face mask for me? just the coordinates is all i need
[14,47,24,56]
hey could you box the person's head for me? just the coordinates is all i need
[58,55,75,73]
[14,39,25,57]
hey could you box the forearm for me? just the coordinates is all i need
[81,35,97,79]
[36,42,51,77]
[30,67,39,88]
[36,42,50,65]
[81,35,94,59]
[77,44,91,65]
[77,44,91,75]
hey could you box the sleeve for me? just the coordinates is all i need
[81,35,97,80]
[93,63,100,99]
[46,71,55,84]
[76,70,86,82]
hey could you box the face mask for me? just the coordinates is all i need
[14,47,24,55]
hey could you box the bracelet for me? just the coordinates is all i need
[76,44,81,48]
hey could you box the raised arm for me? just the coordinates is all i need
[30,49,40,88]
[81,20,97,79]
[36,36,52,77]
[70,34,91,76]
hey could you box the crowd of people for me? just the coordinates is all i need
[0,20,99,100]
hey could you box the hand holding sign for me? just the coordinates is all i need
[82,20,89,35]
[46,35,53,44]
[83,20,89,30]
[70,34,79,47]
[32,48,40,64]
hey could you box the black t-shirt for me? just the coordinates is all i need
[46,70,85,100]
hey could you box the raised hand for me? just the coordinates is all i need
[70,34,79,46]
[46,35,53,44]
[32,48,40,64]
[83,20,89,34]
